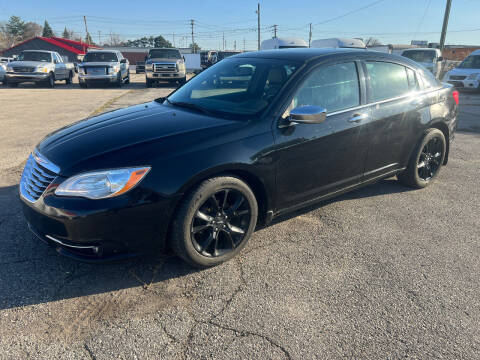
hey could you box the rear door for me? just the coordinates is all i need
[273,60,371,210]
[361,60,429,179]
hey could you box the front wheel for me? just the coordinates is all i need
[65,71,73,84]
[178,76,187,86]
[171,176,258,268]
[397,128,446,188]
[124,71,130,84]
[146,78,153,87]
[45,73,55,88]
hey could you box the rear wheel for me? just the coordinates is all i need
[171,176,258,268]
[398,128,446,188]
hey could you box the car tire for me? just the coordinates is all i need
[46,73,55,88]
[66,71,73,84]
[7,80,18,88]
[146,78,152,87]
[397,128,446,189]
[125,72,130,84]
[171,176,258,268]
[115,73,122,87]
[79,81,87,88]
[179,76,187,86]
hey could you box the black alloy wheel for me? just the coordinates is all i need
[171,176,258,268]
[398,128,446,188]
[191,189,251,257]
[417,137,443,181]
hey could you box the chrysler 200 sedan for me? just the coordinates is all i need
[19,49,459,267]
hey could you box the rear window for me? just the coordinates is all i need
[366,61,410,102]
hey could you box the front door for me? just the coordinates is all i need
[273,61,371,211]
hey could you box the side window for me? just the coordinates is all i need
[292,62,360,113]
[406,68,419,90]
[419,70,440,90]
[55,53,62,63]
[366,62,409,102]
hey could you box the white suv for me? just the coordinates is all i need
[443,50,480,91]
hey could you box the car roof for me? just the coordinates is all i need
[402,48,438,52]
[86,50,119,53]
[470,49,480,56]
[23,50,54,53]
[233,48,417,65]
[149,48,180,51]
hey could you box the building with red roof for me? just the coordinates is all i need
[0,37,101,62]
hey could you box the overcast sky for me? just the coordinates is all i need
[1,0,479,49]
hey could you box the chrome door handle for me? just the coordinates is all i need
[348,113,368,123]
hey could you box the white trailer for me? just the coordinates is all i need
[260,37,308,50]
[310,38,366,49]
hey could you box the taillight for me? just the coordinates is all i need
[452,90,459,105]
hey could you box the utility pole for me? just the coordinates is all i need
[234,40,236,50]
[273,24,278,38]
[98,30,101,45]
[172,33,175,47]
[439,0,452,50]
[256,3,261,50]
[308,23,312,47]
[223,32,225,50]
[190,19,195,53]
[243,38,246,51]
[83,16,90,44]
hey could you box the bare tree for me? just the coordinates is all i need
[24,22,43,39]
[365,37,382,47]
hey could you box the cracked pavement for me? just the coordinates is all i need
[1,76,480,359]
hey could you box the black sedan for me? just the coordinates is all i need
[19,48,459,267]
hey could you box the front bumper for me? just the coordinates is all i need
[20,179,180,262]
[146,70,185,80]
[446,79,480,89]
[78,73,118,83]
[6,73,49,83]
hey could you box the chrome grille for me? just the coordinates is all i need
[153,63,177,72]
[20,153,59,202]
[12,66,35,73]
[450,75,466,80]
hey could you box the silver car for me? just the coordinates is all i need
[78,50,130,88]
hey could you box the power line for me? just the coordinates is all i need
[413,0,432,40]
[313,0,389,26]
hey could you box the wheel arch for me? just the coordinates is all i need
[429,120,450,165]
[176,165,271,227]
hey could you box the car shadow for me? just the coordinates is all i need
[0,177,410,311]
[0,184,198,311]
[268,177,412,226]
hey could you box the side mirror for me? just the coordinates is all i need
[120,58,127,64]
[53,59,58,64]
[289,105,327,124]
[437,56,444,62]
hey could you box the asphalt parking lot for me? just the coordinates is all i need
[0,74,479,359]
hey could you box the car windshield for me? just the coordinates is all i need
[18,52,51,62]
[166,57,299,118]
[148,49,181,59]
[458,55,480,69]
[83,52,118,62]
[402,50,436,63]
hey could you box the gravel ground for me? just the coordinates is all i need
[0,75,479,359]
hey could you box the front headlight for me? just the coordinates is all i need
[145,64,153,70]
[467,73,480,80]
[178,61,186,71]
[78,67,85,75]
[108,66,120,74]
[36,66,48,73]
[55,167,150,199]
[6,65,13,72]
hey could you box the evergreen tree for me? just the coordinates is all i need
[42,20,54,37]
[62,27,70,39]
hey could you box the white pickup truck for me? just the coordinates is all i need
[5,50,75,87]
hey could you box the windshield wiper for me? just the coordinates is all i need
[167,100,215,116]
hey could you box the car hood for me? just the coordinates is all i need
[79,62,118,67]
[447,67,480,76]
[9,60,49,67]
[37,101,239,176]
